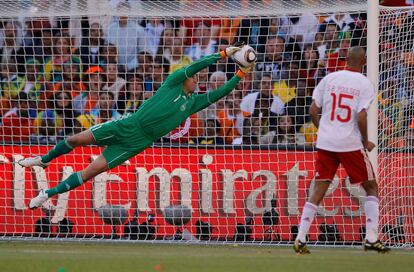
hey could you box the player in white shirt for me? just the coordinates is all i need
[293,47,390,254]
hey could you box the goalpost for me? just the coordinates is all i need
[0,0,411,247]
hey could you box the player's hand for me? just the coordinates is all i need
[364,141,376,152]
[239,62,256,73]
[225,41,245,57]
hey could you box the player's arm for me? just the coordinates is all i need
[190,70,247,114]
[310,77,325,128]
[357,83,376,152]
[309,101,322,129]
[164,42,244,86]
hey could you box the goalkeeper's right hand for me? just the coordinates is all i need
[224,41,245,57]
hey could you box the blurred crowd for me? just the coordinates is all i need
[0,0,405,148]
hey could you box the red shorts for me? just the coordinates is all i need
[315,149,375,184]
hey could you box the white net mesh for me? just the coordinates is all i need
[377,5,414,247]
[0,0,410,247]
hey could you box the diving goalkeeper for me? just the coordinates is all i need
[20,43,252,209]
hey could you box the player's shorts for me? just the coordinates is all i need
[90,117,153,169]
[315,148,375,184]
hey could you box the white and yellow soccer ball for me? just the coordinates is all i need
[232,45,257,68]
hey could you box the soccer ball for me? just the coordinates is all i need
[232,45,257,68]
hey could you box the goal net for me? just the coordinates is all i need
[0,0,411,247]
[377,5,414,248]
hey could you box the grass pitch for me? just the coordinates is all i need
[0,241,412,272]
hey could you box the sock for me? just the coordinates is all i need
[46,172,84,197]
[364,196,379,243]
[297,202,318,243]
[41,140,74,163]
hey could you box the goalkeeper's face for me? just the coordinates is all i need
[183,75,197,94]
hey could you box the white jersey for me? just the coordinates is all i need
[312,69,375,152]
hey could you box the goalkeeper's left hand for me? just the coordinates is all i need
[224,41,245,57]
[235,63,255,78]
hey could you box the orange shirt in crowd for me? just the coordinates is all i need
[217,109,249,144]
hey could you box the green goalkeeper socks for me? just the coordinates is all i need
[41,140,74,163]
[46,172,84,197]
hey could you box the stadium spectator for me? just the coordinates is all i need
[299,44,326,89]
[23,17,52,48]
[240,73,285,116]
[73,66,105,114]
[0,62,25,99]
[99,43,118,66]
[52,61,85,100]
[151,57,169,92]
[218,17,241,45]
[286,80,312,132]
[21,58,44,100]
[0,92,32,143]
[119,73,147,114]
[91,91,121,123]
[34,29,53,62]
[196,118,225,145]
[255,36,287,81]
[233,115,263,145]
[53,91,75,138]
[315,22,340,60]
[326,36,351,73]
[300,120,318,146]
[43,33,82,83]
[80,22,105,70]
[186,22,217,61]
[73,114,95,135]
[144,19,165,57]
[272,61,300,104]
[156,28,175,61]
[0,21,30,72]
[168,37,191,74]
[179,18,221,46]
[322,13,355,33]
[238,17,270,53]
[217,90,247,144]
[32,108,63,145]
[106,14,145,71]
[261,115,305,145]
[280,13,319,51]
[102,62,126,101]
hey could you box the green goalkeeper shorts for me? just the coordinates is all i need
[90,117,154,169]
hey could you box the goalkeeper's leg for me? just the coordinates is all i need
[19,130,96,168]
[29,154,109,209]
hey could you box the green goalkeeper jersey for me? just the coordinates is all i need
[129,53,242,140]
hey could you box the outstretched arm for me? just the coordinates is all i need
[164,52,225,86]
[190,70,246,114]
[165,42,244,86]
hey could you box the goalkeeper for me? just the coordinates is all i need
[20,43,253,209]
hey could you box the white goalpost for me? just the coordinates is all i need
[0,0,412,248]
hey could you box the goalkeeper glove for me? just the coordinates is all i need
[223,41,245,57]
[236,63,255,78]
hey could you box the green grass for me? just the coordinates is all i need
[0,241,412,272]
